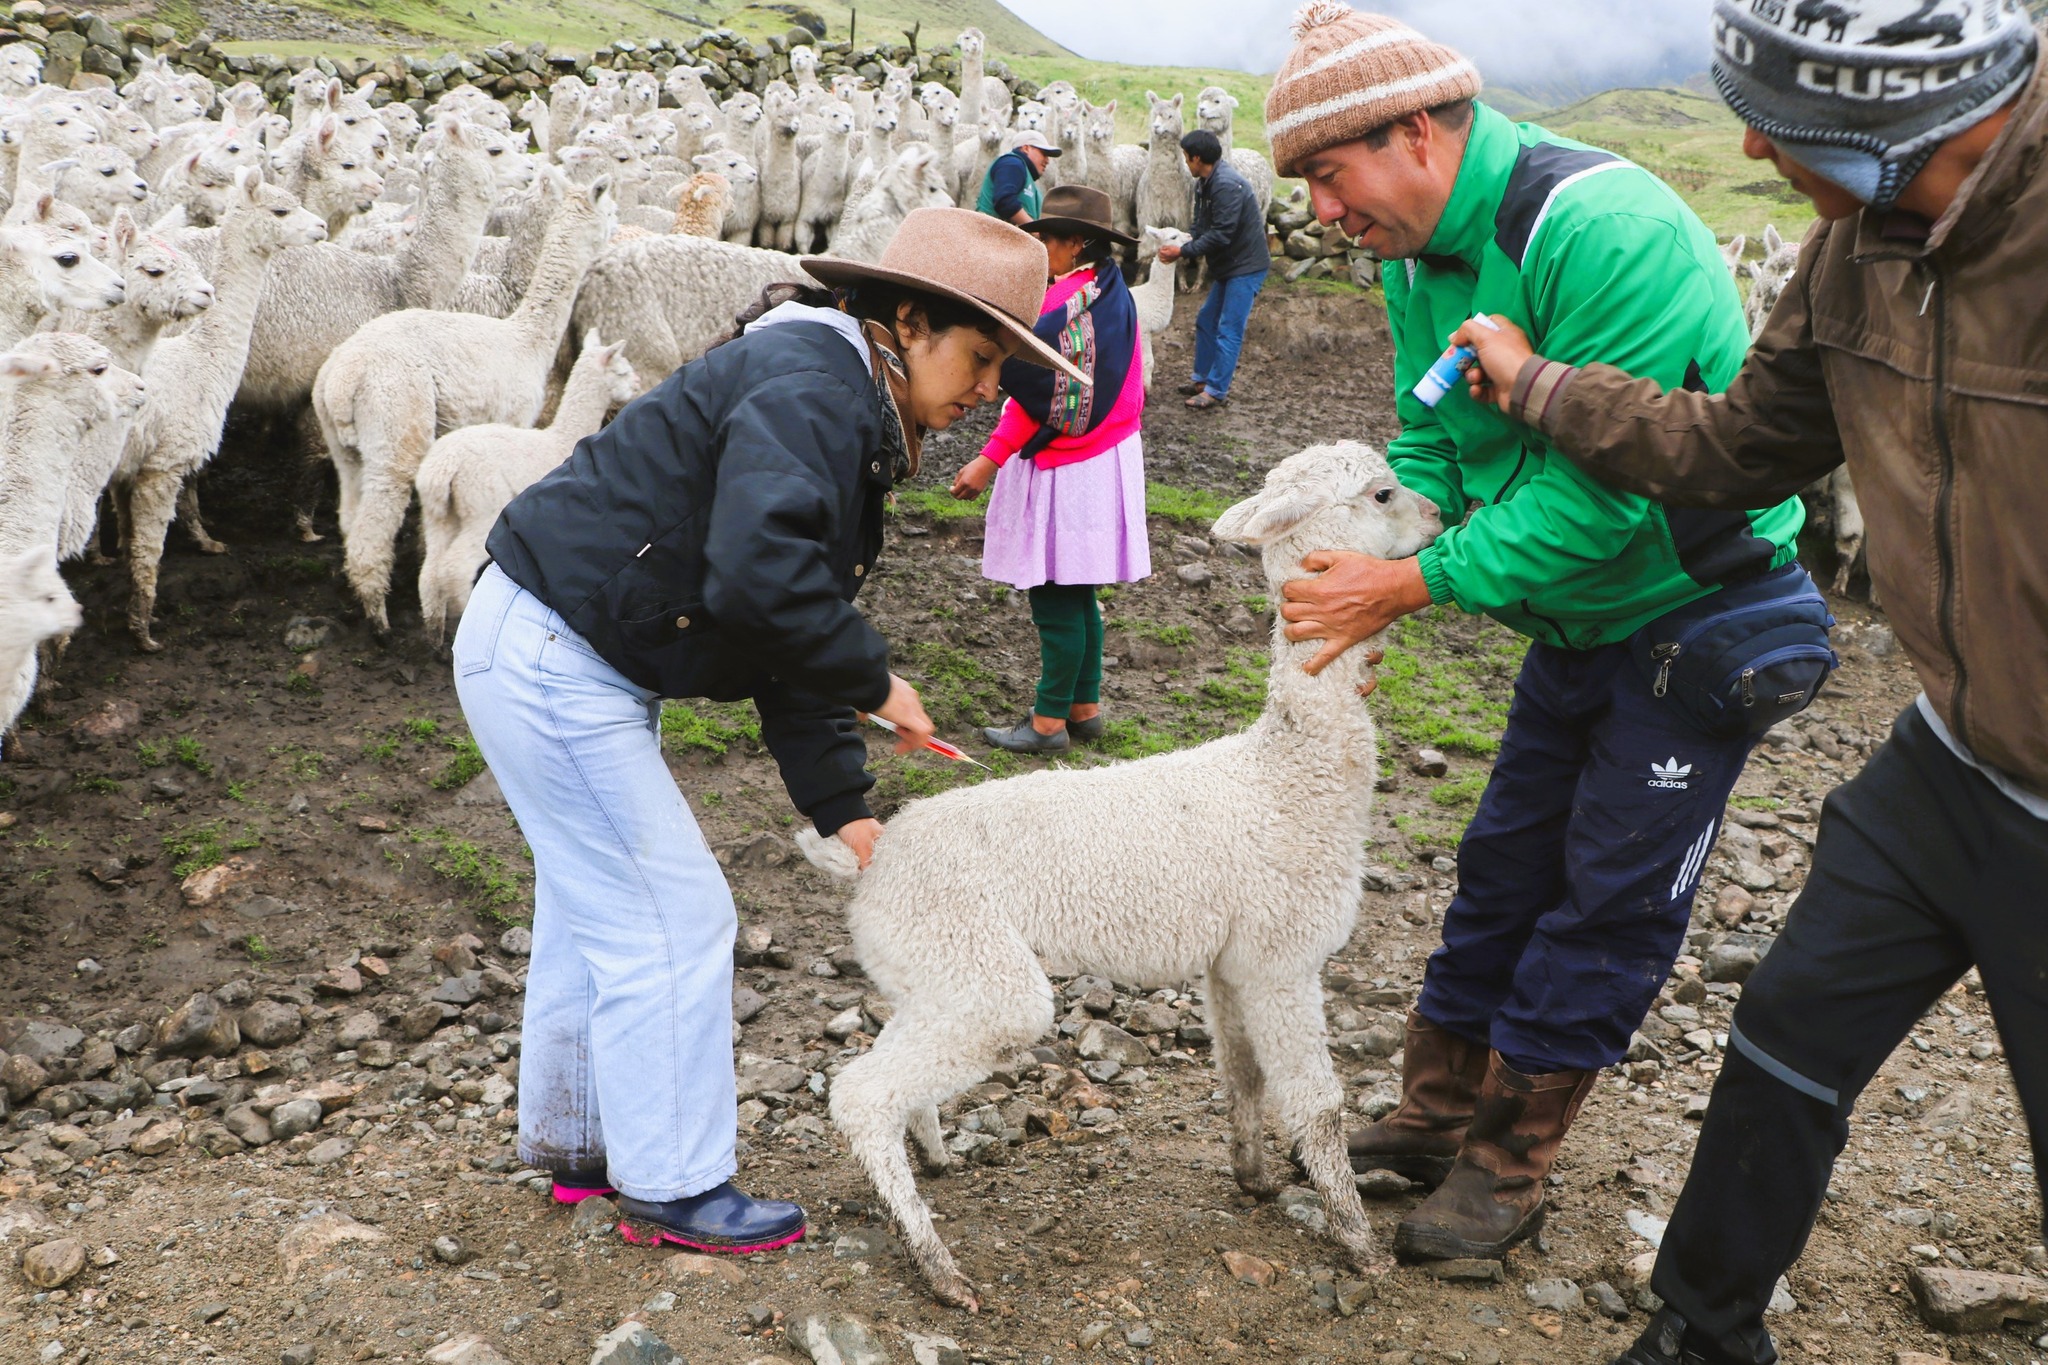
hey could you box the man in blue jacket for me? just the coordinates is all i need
[976,130,1060,226]
[1158,128,1269,409]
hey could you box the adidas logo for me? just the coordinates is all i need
[1648,757,1694,790]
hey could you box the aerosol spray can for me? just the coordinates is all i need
[1412,313,1504,408]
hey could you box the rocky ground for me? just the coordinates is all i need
[2,285,2043,1365]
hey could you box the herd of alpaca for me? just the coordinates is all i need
[0,28,1249,736]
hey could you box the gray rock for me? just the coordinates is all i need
[1861,623,1897,657]
[282,617,332,652]
[432,971,485,1005]
[736,1058,805,1099]
[1410,748,1449,777]
[1174,562,1214,588]
[1907,1266,2048,1333]
[588,1320,680,1365]
[21,1237,87,1288]
[281,1345,318,1365]
[732,986,769,1024]
[788,1311,893,1365]
[498,927,533,957]
[1703,937,1773,984]
[224,1104,273,1147]
[431,1234,474,1265]
[570,1195,616,1236]
[306,1136,355,1166]
[239,1000,304,1047]
[1124,1325,1154,1347]
[236,894,294,920]
[832,1227,897,1260]
[268,1098,323,1140]
[453,769,506,807]
[1356,1169,1413,1198]
[1588,1280,1631,1319]
[1732,859,1779,893]
[1422,1258,1506,1283]
[0,1052,48,1104]
[0,1020,84,1064]
[1075,1020,1151,1066]
[1525,1278,1584,1314]
[155,994,240,1058]
[1123,1002,1179,1035]
[823,1007,864,1041]
[334,1011,382,1050]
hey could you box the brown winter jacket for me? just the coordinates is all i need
[1508,50,2048,798]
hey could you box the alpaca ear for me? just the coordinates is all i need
[111,207,137,254]
[235,163,262,196]
[1171,94,1183,110]
[1764,223,1784,253]
[1104,99,1117,115]
[1145,89,1160,105]
[1212,487,1324,546]
[0,351,60,381]
[314,116,337,151]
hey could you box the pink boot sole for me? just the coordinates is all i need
[551,1184,618,1205]
[617,1220,805,1256]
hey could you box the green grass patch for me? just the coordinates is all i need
[162,821,261,878]
[137,740,167,769]
[361,729,403,763]
[1729,794,1785,811]
[897,640,1010,734]
[73,774,123,795]
[1373,607,1527,757]
[413,828,525,920]
[431,736,487,791]
[1116,620,1195,649]
[270,745,325,781]
[661,701,762,758]
[1145,482,1236,529]
[1430,771,1491,810]
[238,934,273,962]
[403,717,441,742]
[892,485,990,521]
[172,736,212,776]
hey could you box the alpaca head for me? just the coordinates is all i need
[1085,100,1118,150]
[0,222,125,313]
[56,143,149,220]
[128,73,206,128]
[21,101,101,160]
[226,166,329,254]
[0,43,41,97]
[1013,99,1048,134]
[831,73,864,103]
[1719,233,1747,278]
[789,45,819,80]
[880,60,918,103]
[0,547,82,655]
[301,116,387,224]
[1196,86,1238,134]
[623,70,660,115]
[108,209,216,322]
[880,144,952,215]
[1140,225,1191,265]
[1212,442,1442,582]
[0,331,140,447]
[679,100,721,142]
[1147,90,1185,144]
[1037,80,1080,113]
[1740,223,1798,339]
[288,69,335,113]
[692,149,757,188]
[820,99,856,138]
[723,92,764,129]
[956,27,984,61]
[101,107,159,161]
[378,101,424,152]
[920,84,960,132]
[576,331,642,409]
[870,97,902,137]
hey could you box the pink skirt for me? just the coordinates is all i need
[979,432,1153,591]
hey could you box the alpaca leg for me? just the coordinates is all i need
[1230,965,1384,1271]
[125,468,183,652]
[1829,469,1865,598]
[176,482,226,555]
[343,462,414,633]
[906,1103,950,1176]
[292,406,331,543]
[1205,972,1276,1198]
[331,445,363,545]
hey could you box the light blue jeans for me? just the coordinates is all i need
[453,563,737,1202]
[1191,270,1266,400]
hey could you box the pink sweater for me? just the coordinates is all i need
[979,265,1146,471]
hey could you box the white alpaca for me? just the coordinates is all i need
[956,28,987,133]
[918,84,961,200]
[1136,91,1194,237]
[0,43,42,98]
[1079,100,1119,200]
[666,99,722,166]
[1196,85,1276,222]
[795,100,855,252]
[788,44,823,95]
[40,144,149,223]
[721,91,766,166]
[568,233,801,391]
[312,182,613,632]
[546,77,589,164]
[879,59,917,106]
[269,115,386,238]
[0,220,125,348]
[672,169,733,239]
[693,148,760,245]
[0,333,137,565]
[413,335,639,641]
[954,116,1006,212]
[800,441,1441,1307]
[118,168,327,650]
[754,88,803,252]
[454,169,564,316]
[832,143,953,265]
[1131,226,1192,393]
[0,546,82,747]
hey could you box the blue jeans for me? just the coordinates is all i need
[1415,639,1758,1075]
[1191,270,1266,399]
[453,564,738,1202]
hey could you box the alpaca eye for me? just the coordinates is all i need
[55,252,78,267]
[90,363,107,375]
[1373,487,1395,504]
[272,208,288,217]
[143,267,164,277]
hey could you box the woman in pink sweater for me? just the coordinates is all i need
[950,185,1152,754]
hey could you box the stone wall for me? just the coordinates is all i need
[0,3,1039,113]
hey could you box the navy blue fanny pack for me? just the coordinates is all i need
[1631,564,1838,740]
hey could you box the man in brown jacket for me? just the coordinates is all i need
[1454,2,2047,1362]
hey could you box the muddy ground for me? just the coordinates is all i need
[1,283,2040,1365]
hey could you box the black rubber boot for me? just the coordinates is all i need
[1610,1308,1777,1365]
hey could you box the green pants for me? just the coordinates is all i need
[1029,583,1102,719]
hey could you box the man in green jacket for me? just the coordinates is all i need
[1263,6,1810,1261]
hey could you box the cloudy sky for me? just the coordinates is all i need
[998,0,1716,91]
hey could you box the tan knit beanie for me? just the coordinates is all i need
[1265,2,1482,177]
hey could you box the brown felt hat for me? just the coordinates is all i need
[802,208,1086,383]
[1021,184,1138,248]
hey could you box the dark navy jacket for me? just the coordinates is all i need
[487,320,898,835]
[1185,160,1269,281]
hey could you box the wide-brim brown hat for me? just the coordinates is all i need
[1021,184,1138,247]
[802,208,1087,384]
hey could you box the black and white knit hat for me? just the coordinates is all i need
[1711,0,2038,210]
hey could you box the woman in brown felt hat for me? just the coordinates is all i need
[453,208,1077,1256]
[950,183,1152,754]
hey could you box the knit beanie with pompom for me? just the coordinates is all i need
[1264,2,1482,177]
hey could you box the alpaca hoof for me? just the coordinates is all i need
[917,1151,956,1178]
[1233,1166,1282,1199]
[193,537,227,556]
[86,552,115,568]
[132,631,162,654]
[929,1272,980,1312]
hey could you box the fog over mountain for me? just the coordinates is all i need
[999,0,1715,95]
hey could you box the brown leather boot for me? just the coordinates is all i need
[1345,1012,1489,1188]
[1393,1052,1596,1261]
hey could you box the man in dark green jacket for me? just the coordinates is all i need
[1262,7,1810,1262]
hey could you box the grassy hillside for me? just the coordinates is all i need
[1532,85,1815,247]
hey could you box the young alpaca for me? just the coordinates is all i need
[0,221,126,348]
[0,547,83,747]
[753,88,803,251]
[694,148,761,245]
[1137,91,1194,237]
[795,100,854,251]
[1130,225,1192,392]
[118,169,328,650]
[671,168,732,239]
[1195,85,1276,221]
[831,143,953,265]
[413,335,638,641]
[955,28,987,134]
[313,182,613,633]
[796,442,1442,1308]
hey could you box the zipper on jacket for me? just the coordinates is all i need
[1493,444,1530,505]
[1652,643,1682,697]
[1521,599,1571,649]
[1927,263,1971,746]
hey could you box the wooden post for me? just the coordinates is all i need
[848,8,856,48]
[905,20,920,57]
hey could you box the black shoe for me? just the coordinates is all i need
[983,717,1070,753]
[1067,714,1105,742]
[1611,1309,1777,1365]
[1175,380,1207,396]
[616,1182,806,1254]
